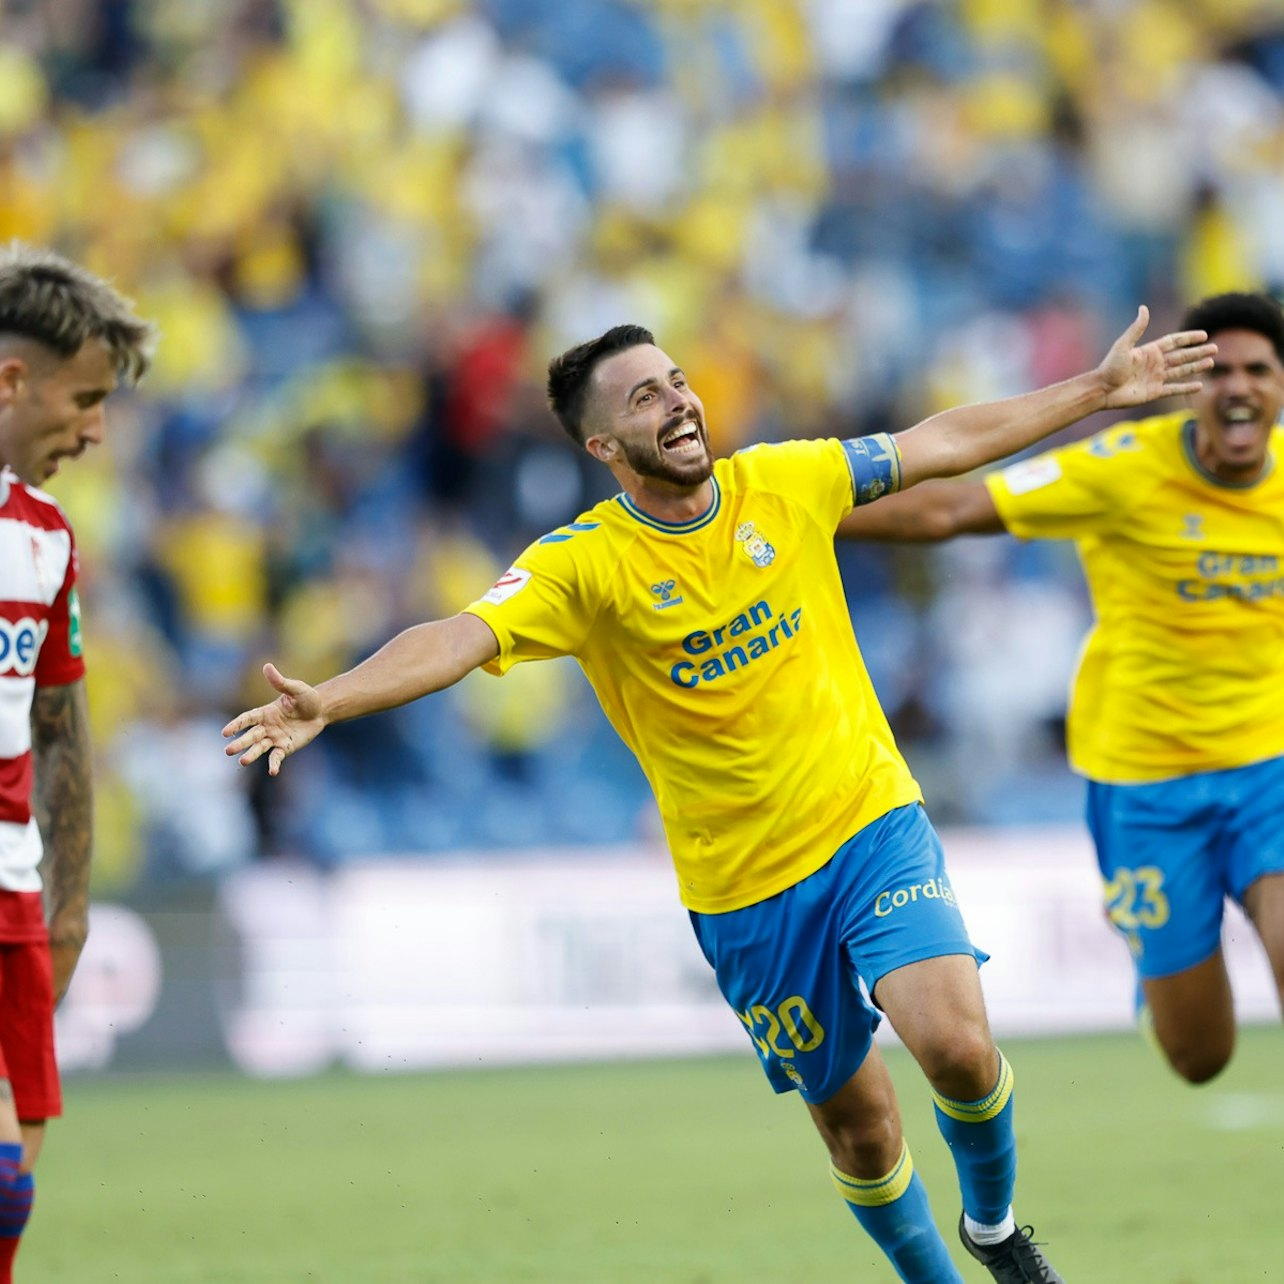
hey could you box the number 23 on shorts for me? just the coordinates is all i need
[1104,865,1171,955]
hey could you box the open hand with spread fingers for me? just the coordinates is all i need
[1099,306,1216,408]
[223,662,327,776]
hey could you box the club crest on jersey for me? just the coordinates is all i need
[735,521,775,568]
[650,578,684,610]
[1180,513,1205,541]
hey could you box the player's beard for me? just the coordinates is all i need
[619,418,713,488]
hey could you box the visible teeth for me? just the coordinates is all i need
[1225,408,1255,422]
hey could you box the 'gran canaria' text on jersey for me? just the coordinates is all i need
[1176,552,1284,601]
[670,599,804,688]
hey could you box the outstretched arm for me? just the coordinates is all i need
[837,478,1005,542]
[223,612,500,776]
[31,679,93,1005]
[892,307,1213,489]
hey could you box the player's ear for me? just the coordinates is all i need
[585,433,616,463]
[0,356,25,405]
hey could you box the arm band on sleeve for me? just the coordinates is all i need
[841,433,903,506]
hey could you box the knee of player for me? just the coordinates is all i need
[1165,1041,1233,1085]
[824,1113,903,1177]
[916,1027,997,1095]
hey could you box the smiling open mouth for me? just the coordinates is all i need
[661,422,702,454]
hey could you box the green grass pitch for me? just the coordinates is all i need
[25,1026,1282,1282]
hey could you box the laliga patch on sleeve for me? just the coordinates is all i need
[1001,456,1062,495]
[482,567,531,605]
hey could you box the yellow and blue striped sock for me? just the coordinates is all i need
[932,1049,1017,1227]
[831,1141,964,1283]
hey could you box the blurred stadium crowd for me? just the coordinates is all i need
[2,0,1282,888]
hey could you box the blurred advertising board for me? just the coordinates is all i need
[56,830,1279,1077]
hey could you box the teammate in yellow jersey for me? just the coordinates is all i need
[838,291,1284,1092]
[225,314,1212,1283]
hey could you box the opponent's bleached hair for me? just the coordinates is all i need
[0,242,156,383]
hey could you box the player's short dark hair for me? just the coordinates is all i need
[547,324,655,442]
[0,242,156,383]
[1180,291,1284,365]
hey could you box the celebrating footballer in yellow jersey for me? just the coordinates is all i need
[226,312,1212,1284]
[838,290,1284,1102]
[989,412,1284,784]
[466,437,920,913]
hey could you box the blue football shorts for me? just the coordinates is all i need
[688,802,987,1105]
[1086,752,1284,979]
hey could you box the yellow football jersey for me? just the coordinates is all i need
[465,438,922,914]
[987,412,1284,783]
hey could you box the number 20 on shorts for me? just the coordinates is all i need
[737,996,826,1059]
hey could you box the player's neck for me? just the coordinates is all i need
[623,476,715,525]
[1191,425,1271,486]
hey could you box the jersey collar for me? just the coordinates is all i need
[1181,419,1275,490]
[615,476,722,534]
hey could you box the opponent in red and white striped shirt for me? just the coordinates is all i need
[0,475,85,902]
[0,245,153,1282]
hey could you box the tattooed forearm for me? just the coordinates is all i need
[31,679,94,941]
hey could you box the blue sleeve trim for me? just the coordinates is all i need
[538,521,601,544]
[841,434,902,506]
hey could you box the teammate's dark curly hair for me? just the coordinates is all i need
[1180,292,1284,365]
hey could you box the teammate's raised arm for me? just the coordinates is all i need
[837,477,1005,542]
[223,612,500,776]
[890,308,1214,490]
